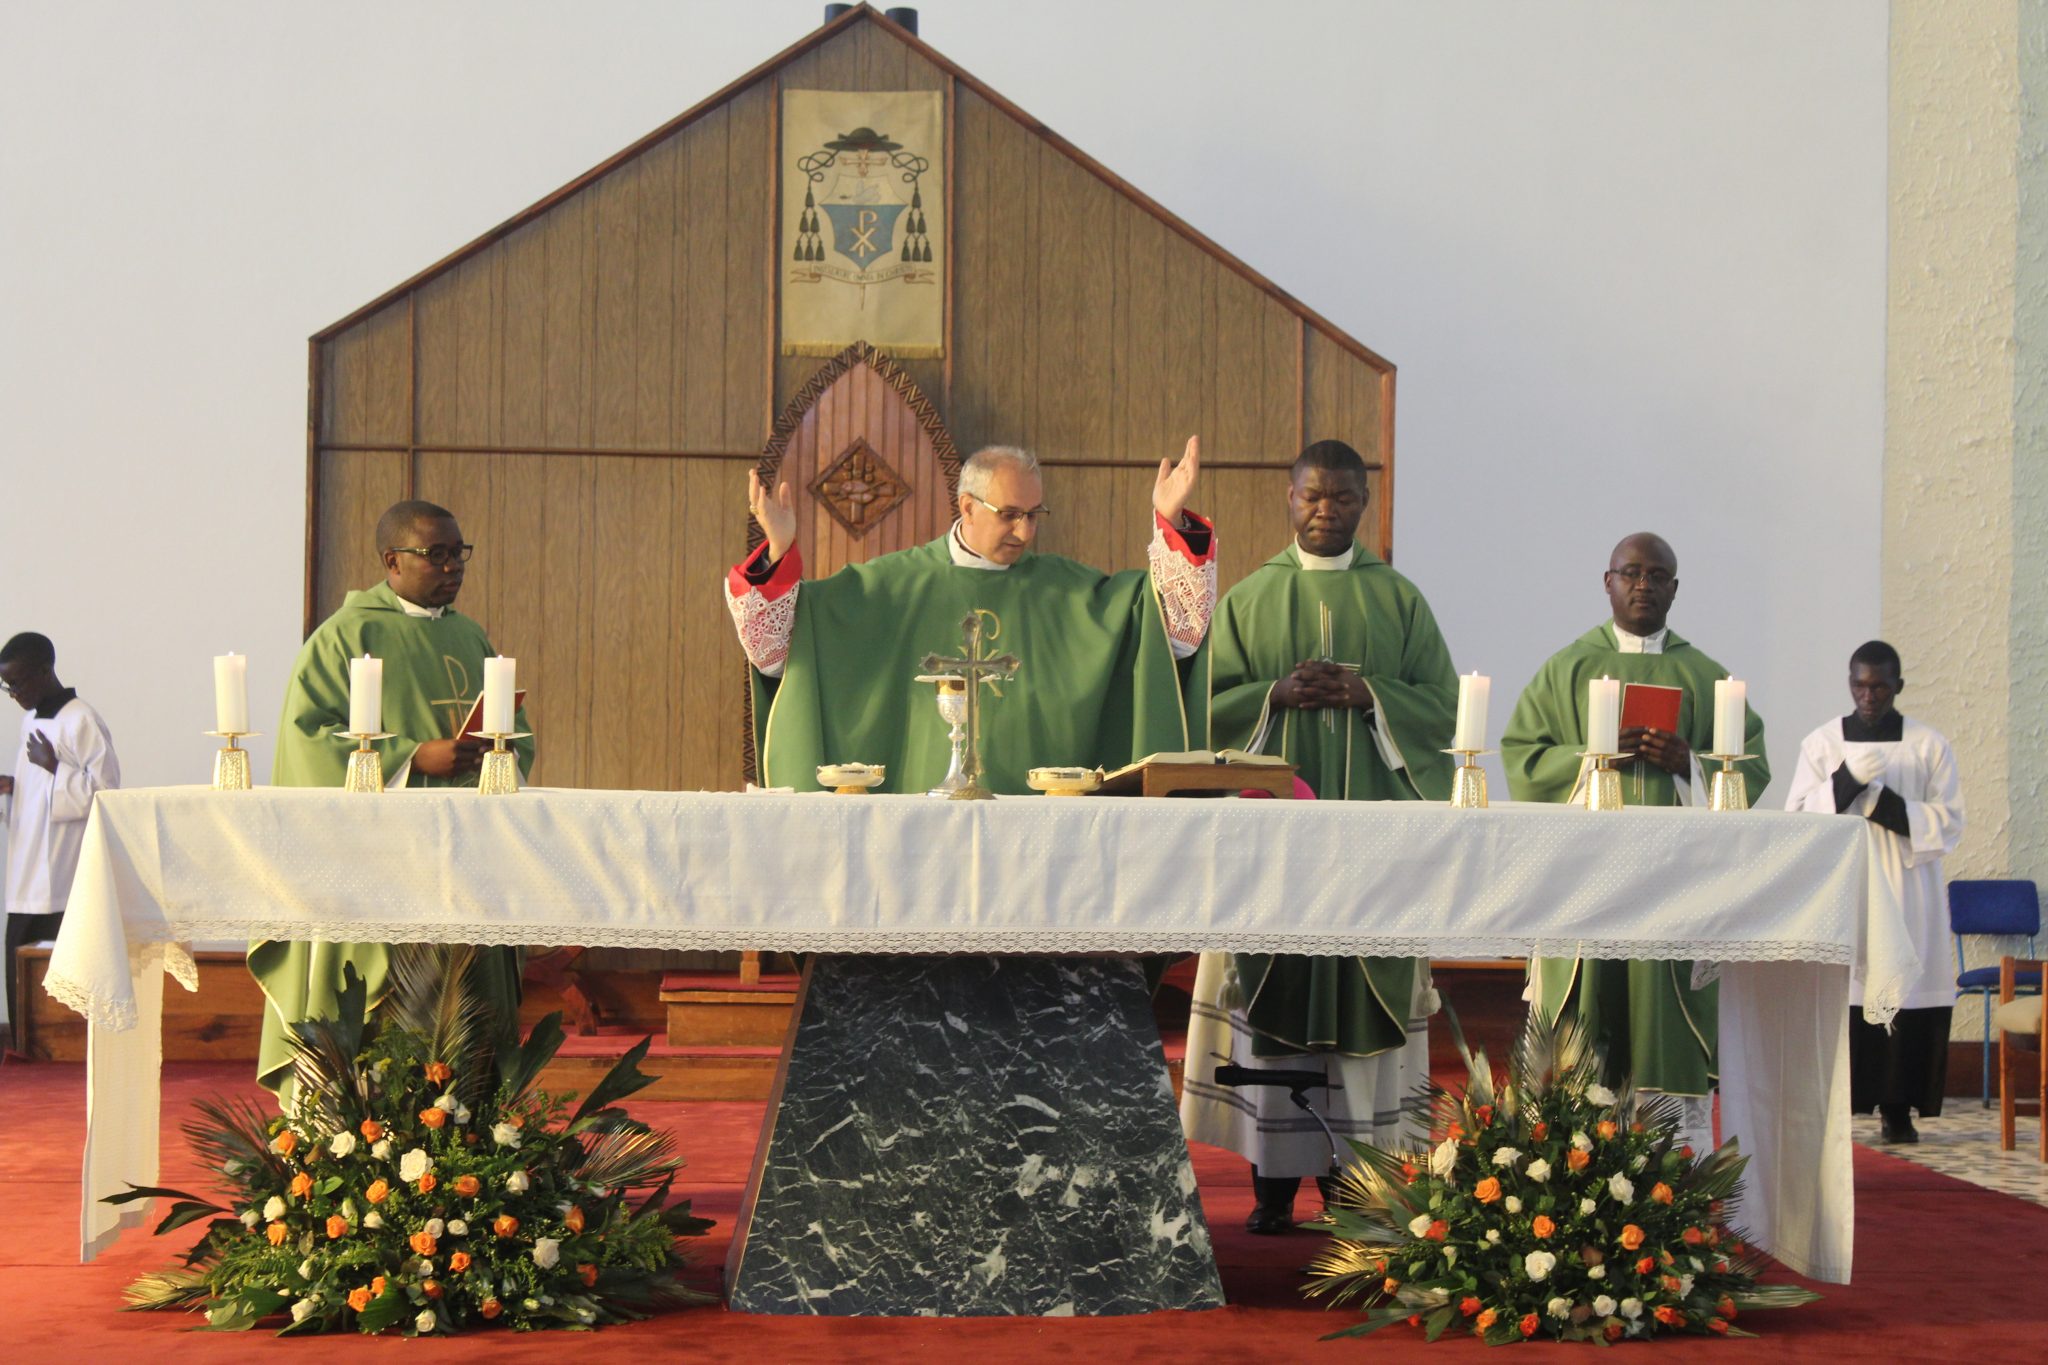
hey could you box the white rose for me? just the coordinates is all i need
[328,1131,357,1159]
[1632,1155,1647,1171]
[1525,1159,1551,1183]
[291,1298,316,1324]
[371,1138,392,1161]
[1547,1296,1572,1319]
[239,1208,260,1228]
[506,1169,531,1194]
[1485,1229,1501,1244]
[1492,1146,1521,1168]
[416,1308,437,1333]
[398,1148,433,1183]
[425,1218,445,1238]
[1429,1136,1458,1179]
[1620,1297,1643,1320]
[221,1158,243,1176]
[363,1211,384,1229]
[1679,1274,1695,1299]
[298,1257,316,1281]
[1571,1131,1594,1153]
[1443,1246,1458,1267]
[1589,1264,1607,1280]
[340,1198,356,1221]
[1586,1083,1617,1107]
[1689,1256,1704,1272]
[263,1196,286,1221]
[522,1298,541,1312]
[1593,1294,1617,1317]
[575,1306,595,1323]
[447,1219,468,1237]
[1580,1198,1597,1216]
[1608,1173,1634,1203]
[1505,1195,1523,1214]
[1408,1213,1434,1237]
[1524,1250,1557,1282]
[493,1122,523,1150]
[435,1092,458,1113]
[532,1237,561,1270]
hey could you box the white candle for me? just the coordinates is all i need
[213,653,247,734]
[1587,676,1620,755]
[348,655,382,736]
[1452,672,1491,752]
[483,656,516,735]
[1713,677,1747,757]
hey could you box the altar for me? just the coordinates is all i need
[48,785,1907,1290]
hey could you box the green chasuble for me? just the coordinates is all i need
[754,536,1195,793]
[1500,622,1769,1095]
[1201,541,1459,1058]
[250,581,534,1092]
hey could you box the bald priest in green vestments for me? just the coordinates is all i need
[250,500,533,1094]
[1177,439,1459,1235]
[725,440,1216,791]
[1500,531,1767,1153]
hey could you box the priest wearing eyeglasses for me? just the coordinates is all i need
[726,441,1214,791]
[250,499,532,1094]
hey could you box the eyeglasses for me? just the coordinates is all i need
[0,677,28,697]
[968,495,1051,528]
[1606,566,1674,589]
[389,544,475,567]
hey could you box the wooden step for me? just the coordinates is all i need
[541,1034,785,1102]
[659,970,798,1048]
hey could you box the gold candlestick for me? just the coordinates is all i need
[1442,748,1493,809]
[1578,752,1625,811]
[475,731,529,796]
[1700,753,1753,811]
[204,730,258,791]
[339,732,392,793]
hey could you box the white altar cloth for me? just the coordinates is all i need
[49,787,1909,1282]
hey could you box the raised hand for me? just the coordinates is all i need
[1152,435,1200,527]
[748,468,798,563]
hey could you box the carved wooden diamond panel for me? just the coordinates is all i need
[809,436,911,538]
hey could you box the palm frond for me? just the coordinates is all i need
[121,1267,212,1312]
[575,1124,683,1192]
[182,1095,290,1190]
[383,943,504,1107]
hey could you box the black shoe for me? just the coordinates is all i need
[1879,1111,1920,1144]
[1246,1171,1301,1235]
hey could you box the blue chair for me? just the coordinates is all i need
[1952,879,2041,1104]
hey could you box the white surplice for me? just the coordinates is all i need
[3,696,120,919]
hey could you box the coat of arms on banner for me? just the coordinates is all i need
[781,90,944,358]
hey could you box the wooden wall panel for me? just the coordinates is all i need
[312,450,408,620]
[413,273,459,447]
[590,168,641,451]
[721,82,774,449]
[635,139,679,450]
[679,104,733,450]
[1303,328,1391,557]
[320,300,408,446]
[498,223,548,449]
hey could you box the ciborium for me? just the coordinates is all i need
[915,674,969,796]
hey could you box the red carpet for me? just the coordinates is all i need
[3,1060,2045,1361]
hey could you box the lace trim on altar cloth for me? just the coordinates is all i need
[42,965,140,1032]
[725,579,800,674]
[1150,527,1216,652]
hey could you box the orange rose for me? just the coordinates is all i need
[1618,1224,1646,1250]
[1604,1322,1625,1342]
[1679,1144,1696,1160]
[1661,1274,1683,1294]
[453,1175,481,1198]
[1407,1314,1422,1328]
[1473,1176,1503,1204]
[409,1231,438,1256]
[365,1179,390,1204]
[1708,1318,1730,1335]
[1596,1120,1619,1141]
[1382,1276,1401,1294]
[578,1263,598,1287]
[422,1279,444,1300]
[325,1214,349,1239]
[479,1298,503,1320]
[1651,1182,1674,1205]
[1654,1305,1685,1326]
[1531,1215,1555,1239]
[1519,1313,1539,1338]
[265,1220,288,1246]
[1400,1162,1419,1184]
[1636,1257,1656,1275]
[1659,1250,1676,1267]
[1717,1298,1738,1321]
[419,1107,448,1130]
[424,1061,453,1084]
[1474,1104,1495,1125]
[1631,1122,1646,1134]
[1423,1219,1449,1242]
[564,1206,586,1234]
[493,1214,520,1238]
[347,1287,372,1313]
[1447,1122,1465,1143]
[1567,1148,1592,1172]
[289,1172,314,1199]
[448,1251,472,1273]
[1682,1226,1705,1246]
[359,1118,384,1142]
[417,1172,437,1194]
[272,1129,299,1157]
[1460,1296,1482,1317]
[1530,1121,1549,1142]
[371,1276,387,1297]
[1475,1309,1498,1331]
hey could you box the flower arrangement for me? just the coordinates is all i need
[109,946,713,1336]
[1306,1011,1819,1344]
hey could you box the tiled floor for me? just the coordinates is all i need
[1851,1102,2048,1206]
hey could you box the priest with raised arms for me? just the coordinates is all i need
[726,439,1215,790]
[250,500,533,1095]
[1500,532,1767,1153]
[1177,439,1459,1234]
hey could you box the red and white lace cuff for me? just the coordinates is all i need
[725,544,804,675]
[1150,512,1217,657]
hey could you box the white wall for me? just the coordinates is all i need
[0,0,1887,800]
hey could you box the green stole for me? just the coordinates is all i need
[1500,622,1771,1094]
[754,535,1196,792]
[1202,541,1459,1057]
[249,581,533,1092]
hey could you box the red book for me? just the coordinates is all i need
[1621,683,1682,733]
[457,690,527,739]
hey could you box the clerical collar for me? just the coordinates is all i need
[393,592,446,620]
[1842,711,1904,743]
[1612,623,1668,655]
[949,521,1008,572]
[1294,539,1355,572]
[33,687,77,721]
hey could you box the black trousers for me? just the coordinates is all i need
[6,911,64,1053]
[1850,1004,1952,1118]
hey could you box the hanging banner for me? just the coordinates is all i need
[781,89,944,358]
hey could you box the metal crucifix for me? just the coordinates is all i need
[919,609,1019,800]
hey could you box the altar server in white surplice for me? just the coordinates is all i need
[1784,639,1963,1146]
